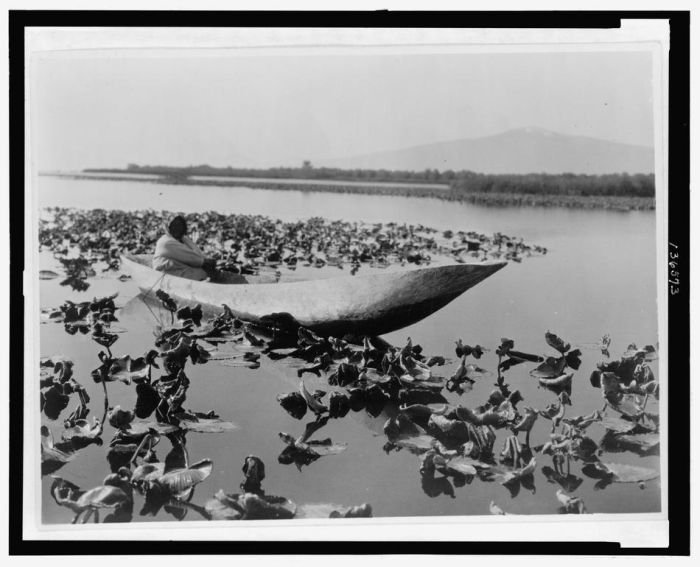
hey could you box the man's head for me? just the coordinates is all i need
[168,215,187,240]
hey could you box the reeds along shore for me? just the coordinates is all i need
[66,172,655,211]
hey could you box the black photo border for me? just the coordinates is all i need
[8,9,690,556]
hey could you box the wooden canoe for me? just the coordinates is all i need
[121,253,506,337]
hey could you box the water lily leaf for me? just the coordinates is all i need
[179,417,238,434]
[189,341,212,365]
[489,501,509,515]
[39,270,60,280]
[157,459,213,496]
[496,338,514,357]
[41,426,74,475]
[266,347,299,360]
[601,415,638,434]
[205,490,244,520]
[50,477,84,510]
[545,331,571,353]
[641,346,658,362]
[399,353,432,381]
[426,356,446,367]
[538,372,573,395]
[75,485,130,511]
[155,289,178,312]
[445,457,478,477]
[556,489,587,514]
[565,349,582,370]
[132,462,166,485]
[42,386,70,420]
[134,382,160,419]
[384,412,427,439]
[507,350,544,363]
[176,304,203,326]
[595,462,659,483]
[541,466,583,492]
[305,440,348,456]
[358,367,390,385]
[499,356,525,372]
[107,406,135,430]
[206,491,296,520]
[160,335,193,372]
[328,391,350,419]
[125,421,179,436]
[610,393,647,418]
[297,502,372,519]
[614,432,660,452]
[530,357,566,379]
[277,391,307,420]
[427,414,472,442]
[561,409,601,430]
[393,434,436,454]
[61,418,102,443]
[299,379,328,414]
[500,457,537,484]
[107,355,151,384]
[92,326,119,349]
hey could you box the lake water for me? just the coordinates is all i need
[37,176,660,522]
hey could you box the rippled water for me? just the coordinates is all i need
[38,176,660,522]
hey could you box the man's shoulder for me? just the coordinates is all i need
[156,233,175,244]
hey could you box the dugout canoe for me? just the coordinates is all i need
[121,253,506,337]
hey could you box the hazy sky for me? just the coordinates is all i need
[32,50,654,171]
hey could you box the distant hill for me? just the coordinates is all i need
[316,127,654,175]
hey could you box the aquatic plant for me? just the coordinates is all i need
[39,221,660,522]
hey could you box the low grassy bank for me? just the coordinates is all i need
[53,172,656,211]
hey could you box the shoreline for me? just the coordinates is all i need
[41,172,656,211]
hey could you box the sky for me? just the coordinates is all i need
[31,50,655,171]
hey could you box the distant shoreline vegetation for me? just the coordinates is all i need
[74,164,655,211]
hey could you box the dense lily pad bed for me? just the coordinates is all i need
[38,208,660,523]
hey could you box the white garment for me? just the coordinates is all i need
[152,233,208,281]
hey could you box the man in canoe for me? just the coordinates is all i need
[153,215,219,281]
[154,214,280,284]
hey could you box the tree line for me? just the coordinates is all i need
[84,163,655,198]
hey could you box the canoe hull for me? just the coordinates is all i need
[122,254,506,337]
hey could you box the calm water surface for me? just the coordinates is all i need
[38,177,660,522]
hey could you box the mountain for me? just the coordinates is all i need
[316,128,654,175]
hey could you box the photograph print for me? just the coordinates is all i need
[20,18,675,544]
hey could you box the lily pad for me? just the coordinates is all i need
[304,440,348,457]
[393,434,436,454]
[609,393,648,418]
[206,490,296,520]
[124,420,179,436]
[297,502,372,519]
[107,355,152,384]
[545,331,571,353]
[39,270,60,280]
[500,457,537,484]
[445,457,479,477]
[614,432,660,452]
[299,379,328,414]
[538,372,573,394]
[157,459,213,496]
[587,461,659,483]
[601,415,638,434]
[530,357,566,379]
[179,417,239,434]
